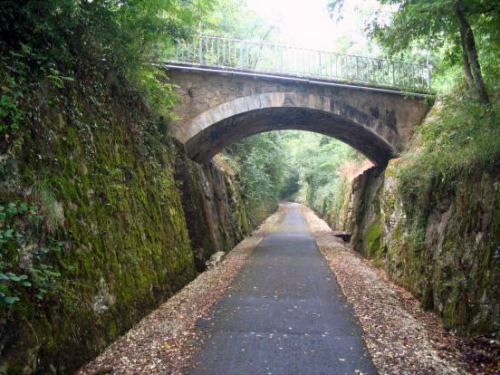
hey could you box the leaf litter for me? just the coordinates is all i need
[78,206,285,375]
[301,204,499,375]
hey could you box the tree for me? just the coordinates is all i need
[200,0,275,41]
[454,0,489,103]
[0,0,215,148]
[330,0,499,103]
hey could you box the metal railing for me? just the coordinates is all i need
[164,36,431,91]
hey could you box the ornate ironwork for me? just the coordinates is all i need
[164,36,431,91]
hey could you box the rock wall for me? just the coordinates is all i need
[174,152,251,272]
[343,162,500,336]
[0,73,263,374]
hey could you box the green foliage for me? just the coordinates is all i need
[201,0,274,41]
[327,0,386,56]
[0,0,218,323]
[0,0,214,151]
[31,180,62,232]
[280,170,300,199]
[278,131,363,212]
[368,0,456,58]
[221,131,364,226]
[342,0,500,216]
[0,200,62,309]
[397,93,500,207]
[368,1,498,55]
[324,176,351,225]
[366,0,499,91]
[222,132,288,221]
[223,130,362,229]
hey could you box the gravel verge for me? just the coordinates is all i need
[78,206,286,375]
[301,205,471,375]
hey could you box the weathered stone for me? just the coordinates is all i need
[166,69,431,165]
[332,231,352,242]
[205,251,225,269]
[18,244,37,271]
[92,278,116,315]
[339,159,500,337]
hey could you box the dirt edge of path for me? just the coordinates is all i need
[78,205,288,375]
[301,204,470,375]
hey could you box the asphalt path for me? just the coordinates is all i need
[187,203,377,375]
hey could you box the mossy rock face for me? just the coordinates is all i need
[348,166,386,259]
[293,144,499,337]
[345,157,500,337]
[0,70,258,373]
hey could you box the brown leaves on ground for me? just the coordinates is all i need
[301,205,498,375]
[78,206,286,375]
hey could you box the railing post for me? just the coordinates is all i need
[245,42,249,69]
[222,39,226,65]
[199,37,203,64]
[318,52,322,77]
[239,41,243,69]
[335,54,338,77]
[280,47,284,73]
[411,64,415,89]
[216,38,220,64]
[426,63,431,90]
[355,56,359,80]
[392,62,395,87]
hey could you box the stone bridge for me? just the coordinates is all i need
[166,66,432,165]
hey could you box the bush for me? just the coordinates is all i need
[0,0,213,152]
[398,92,500,204]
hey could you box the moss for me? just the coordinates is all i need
[1,74,203,373]
[344,154,500,337]
[364,219,383,260]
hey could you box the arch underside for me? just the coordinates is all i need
[185,107,396,165]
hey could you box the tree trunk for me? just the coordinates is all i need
[455,0,489,104]
[461,42,474,90]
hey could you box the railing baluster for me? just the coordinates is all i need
[392,62,395,87]
[223,38,226,65]
[198,38,202,64]
[318,51,322,77]
[240,41,244,69]
[355,56,359,81]
[245,42,249,69]
[335,54,338,78]
[280,46,284,73]
[166,36,431,91]
[210,38,214,64]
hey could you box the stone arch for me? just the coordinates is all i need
[173,92,403,165]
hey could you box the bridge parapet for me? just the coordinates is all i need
[164,36,431,92]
